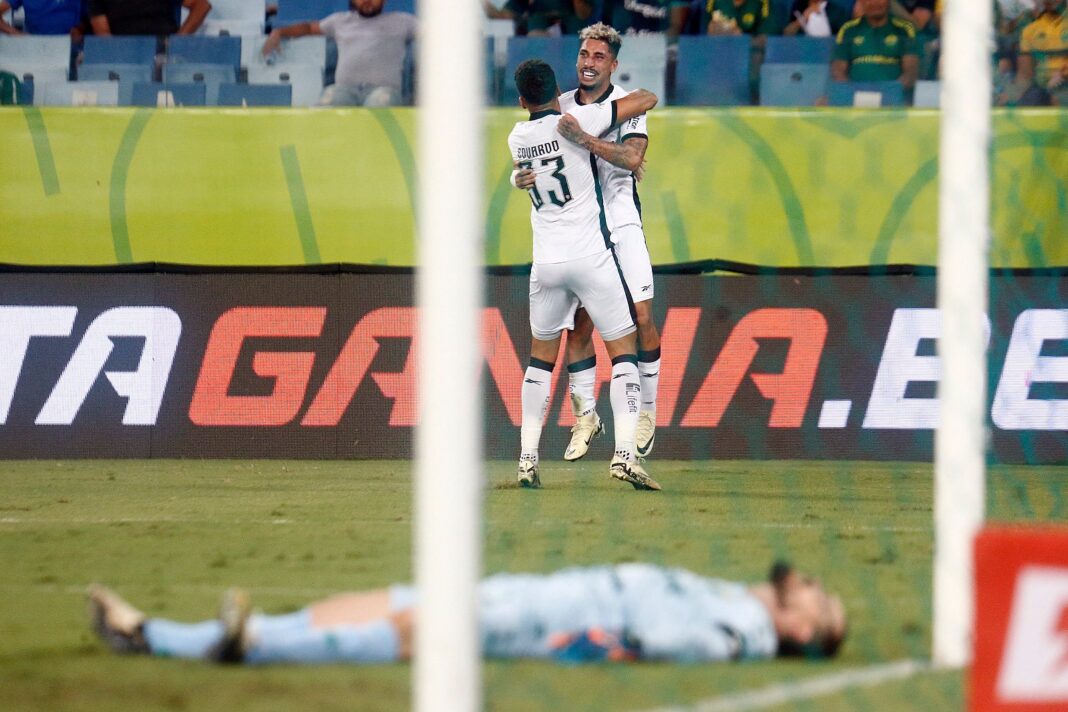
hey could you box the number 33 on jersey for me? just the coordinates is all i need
[508,101,618,265]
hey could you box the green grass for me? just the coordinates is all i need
[0,459,1065,711]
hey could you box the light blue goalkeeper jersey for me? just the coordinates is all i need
[396,563,777,662]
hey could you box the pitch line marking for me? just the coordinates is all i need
[0,517,928,533]
[639,659,931,712]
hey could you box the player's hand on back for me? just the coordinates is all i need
[512,161,536,190]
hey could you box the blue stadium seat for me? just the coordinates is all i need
[612,34,666,102]
[76,63,153,104]
[161,63,237,104]
[208,0,266,21]
[912,79,940,108]
[217,82,293,106]
[764,36,834,64]
[35,80,120,106]
[242,35,327,71]
[83,36,157,66]
[0,35,71,83]
[274,0,347,27]
[501,36,580,106]
[166,35,241,71]
[759,63,829,106]
[674,35,751,106]
[827,80,906,107]
[246,64,324,106]
[131,81,207,106]
[386,0,416,12]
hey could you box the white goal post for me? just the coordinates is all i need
[934,0,992,668]
[414,0,485,710]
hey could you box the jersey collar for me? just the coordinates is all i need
[529,109,561,120]
[576,84,615,106]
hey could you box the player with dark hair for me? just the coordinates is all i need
[508,59,660,490]
[89,560,847,664]
[516,23,663,465]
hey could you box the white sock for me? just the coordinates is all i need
[609,357,640,461]
[567,356,597,418]
[520,360,553,462]
[637,349,661,416]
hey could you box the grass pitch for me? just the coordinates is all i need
[1,459,1065,711]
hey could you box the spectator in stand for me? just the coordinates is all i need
[88,0,210,36]
[891,0,936,77]
[0,0,87,36]
[831,0,919,90]
[783,0,851,36]
[261,0,416,107]
[482,0,594,36]
[892,0,933,34]
[703,0,778,39]
[601,0,692,39]
[1007,0,1067,105]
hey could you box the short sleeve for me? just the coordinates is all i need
[619,111,647,143]
[833,26,851,61]
[318,12,339,38]
[902,24,920,55]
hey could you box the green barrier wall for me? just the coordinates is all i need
[1,107,1065,267]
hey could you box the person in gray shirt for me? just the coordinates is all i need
[261,0,417,106]
[89,560,847,664]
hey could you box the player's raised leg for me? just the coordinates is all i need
[563,308,604,461]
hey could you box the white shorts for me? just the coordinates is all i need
[612,224,654,304]
[529,249,636,343]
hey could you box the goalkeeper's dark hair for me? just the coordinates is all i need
[514,59,558,106]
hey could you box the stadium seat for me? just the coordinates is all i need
[76,63,153,105]
[246,64,324,106]
[201,20,266,36]
[827,80,906,107]
[161,63,237,104]
[166,35,241,71]
[82,36,157,66]
[501,36,580,106]
[217,82,293,106]
[0,35,71,82]
[131,81,207,106]
[912,79,940,108]
[612,34,666,103]
[759,63,829,106]
[274,0,347,27]
[483,18,513,59]
[764,36,834,64]
[242,35,327,71]
[35,80,120,106]
[674,35,751,106]
[386,0,416,12]
[205,0,266,22]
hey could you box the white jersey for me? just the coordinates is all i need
[507,102,618,264]
[560,85,647,232]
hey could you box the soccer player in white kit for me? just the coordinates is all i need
[89,560,847,664]
[508,59,660,491]
[515,24,662,464]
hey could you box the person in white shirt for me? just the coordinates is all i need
[261,0,416,107]
[515,24,662,465]
[89,560,847,664]
[507,59,660,491]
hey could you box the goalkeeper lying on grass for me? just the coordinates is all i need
[90,561,846,664]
